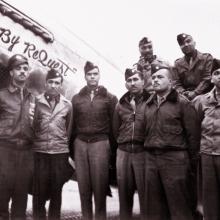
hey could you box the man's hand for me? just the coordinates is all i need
[183,91,197,100]
[68,157,76,170]
[29,103,35,122]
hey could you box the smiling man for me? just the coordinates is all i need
[0,54,34,220]
[173,33,213,100]
[134,37,165,93]
[32,69,73,220]
[113,68,150,220]
[144,63,200,220]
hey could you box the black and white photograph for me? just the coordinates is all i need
[0,0,219,219]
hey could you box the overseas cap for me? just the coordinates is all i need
[177,33,192,46]
[139,37,152,47]
[151,63,170,75]
[7,54,28,70]
[211,58,220,75]
[46,68,63,82]
[125,68,141,80]
[84,61,99,74]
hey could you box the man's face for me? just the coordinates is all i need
[139,42,153,58]
[152,69,172,94]
[125,73,144,95]
[180,36,196,55]
[45,77,62,96]
[85,67,100,87]
[211,70,220,89]
[10,63,30,83]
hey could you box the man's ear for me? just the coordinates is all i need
[9,70,13,77]
[125,82,129,90]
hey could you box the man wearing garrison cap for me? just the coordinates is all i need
[144,62,200,220]
[173,33,213,100]
[0,54,35,219]
[134,36,166,92]
[32,68,73,220]
[70,61,118,220]
[113,68,150,220]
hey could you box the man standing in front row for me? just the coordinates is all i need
[113,68,150,220]
[173,33,213,100]
[70,61,118,220]
[0,54,34,220]
[32,69,73,220]
[144,63,200,220]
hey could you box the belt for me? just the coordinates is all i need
[146,148,187,155]
[118,143,145,153]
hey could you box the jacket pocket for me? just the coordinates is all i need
[163,124,182,134]
[0,117,14,135]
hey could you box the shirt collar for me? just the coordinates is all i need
[8,82,29,94]
[44,92,60,103]
[156,90,170,103]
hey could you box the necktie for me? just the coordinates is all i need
[90,90,95,101]
[50,98,56,111]
[189,57,193,67]
[20,88,24,102]
[130,96,136,111]
[157,96,165,106]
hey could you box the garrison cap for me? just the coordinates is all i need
[7,54,28,70]
[177,33,192,46]
[46,68,63,82]
[125,68,142,80]
[84,61,99,74]
[151,63,170,75]
[211,58,220,75]
[139,37,152,47]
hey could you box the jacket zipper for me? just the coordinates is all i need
[131,110,135,150]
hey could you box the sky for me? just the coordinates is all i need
[3,0,220,98]
[5,0,220,73]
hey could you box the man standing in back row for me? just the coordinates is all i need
[173,33,213,100]
[71,61,118,220]
[134,36,166,93]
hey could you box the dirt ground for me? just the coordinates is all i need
[26,180,140,220]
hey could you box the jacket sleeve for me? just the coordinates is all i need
[69,96,77,159]
[32,100,39,132]
[194,54,213,95]
[181,99,201,159]
[172,65,186,93]
[192,95,205,122]
[108,95,118,153]
[109,95,118,126]
[112,103,122,141]
[66,102,73,142]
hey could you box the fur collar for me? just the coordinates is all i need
[119,90,151,104]
[147,89,179,105]
[79,85,108,97]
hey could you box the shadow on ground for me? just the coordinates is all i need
[26,180,141,220]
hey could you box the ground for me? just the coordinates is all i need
[26,180,140,220]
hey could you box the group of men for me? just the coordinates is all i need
[0,32,219,220]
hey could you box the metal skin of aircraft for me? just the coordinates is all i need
[0,0,125,100]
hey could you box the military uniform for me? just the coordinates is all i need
[173,33,213,100]
[136,55,165,92]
